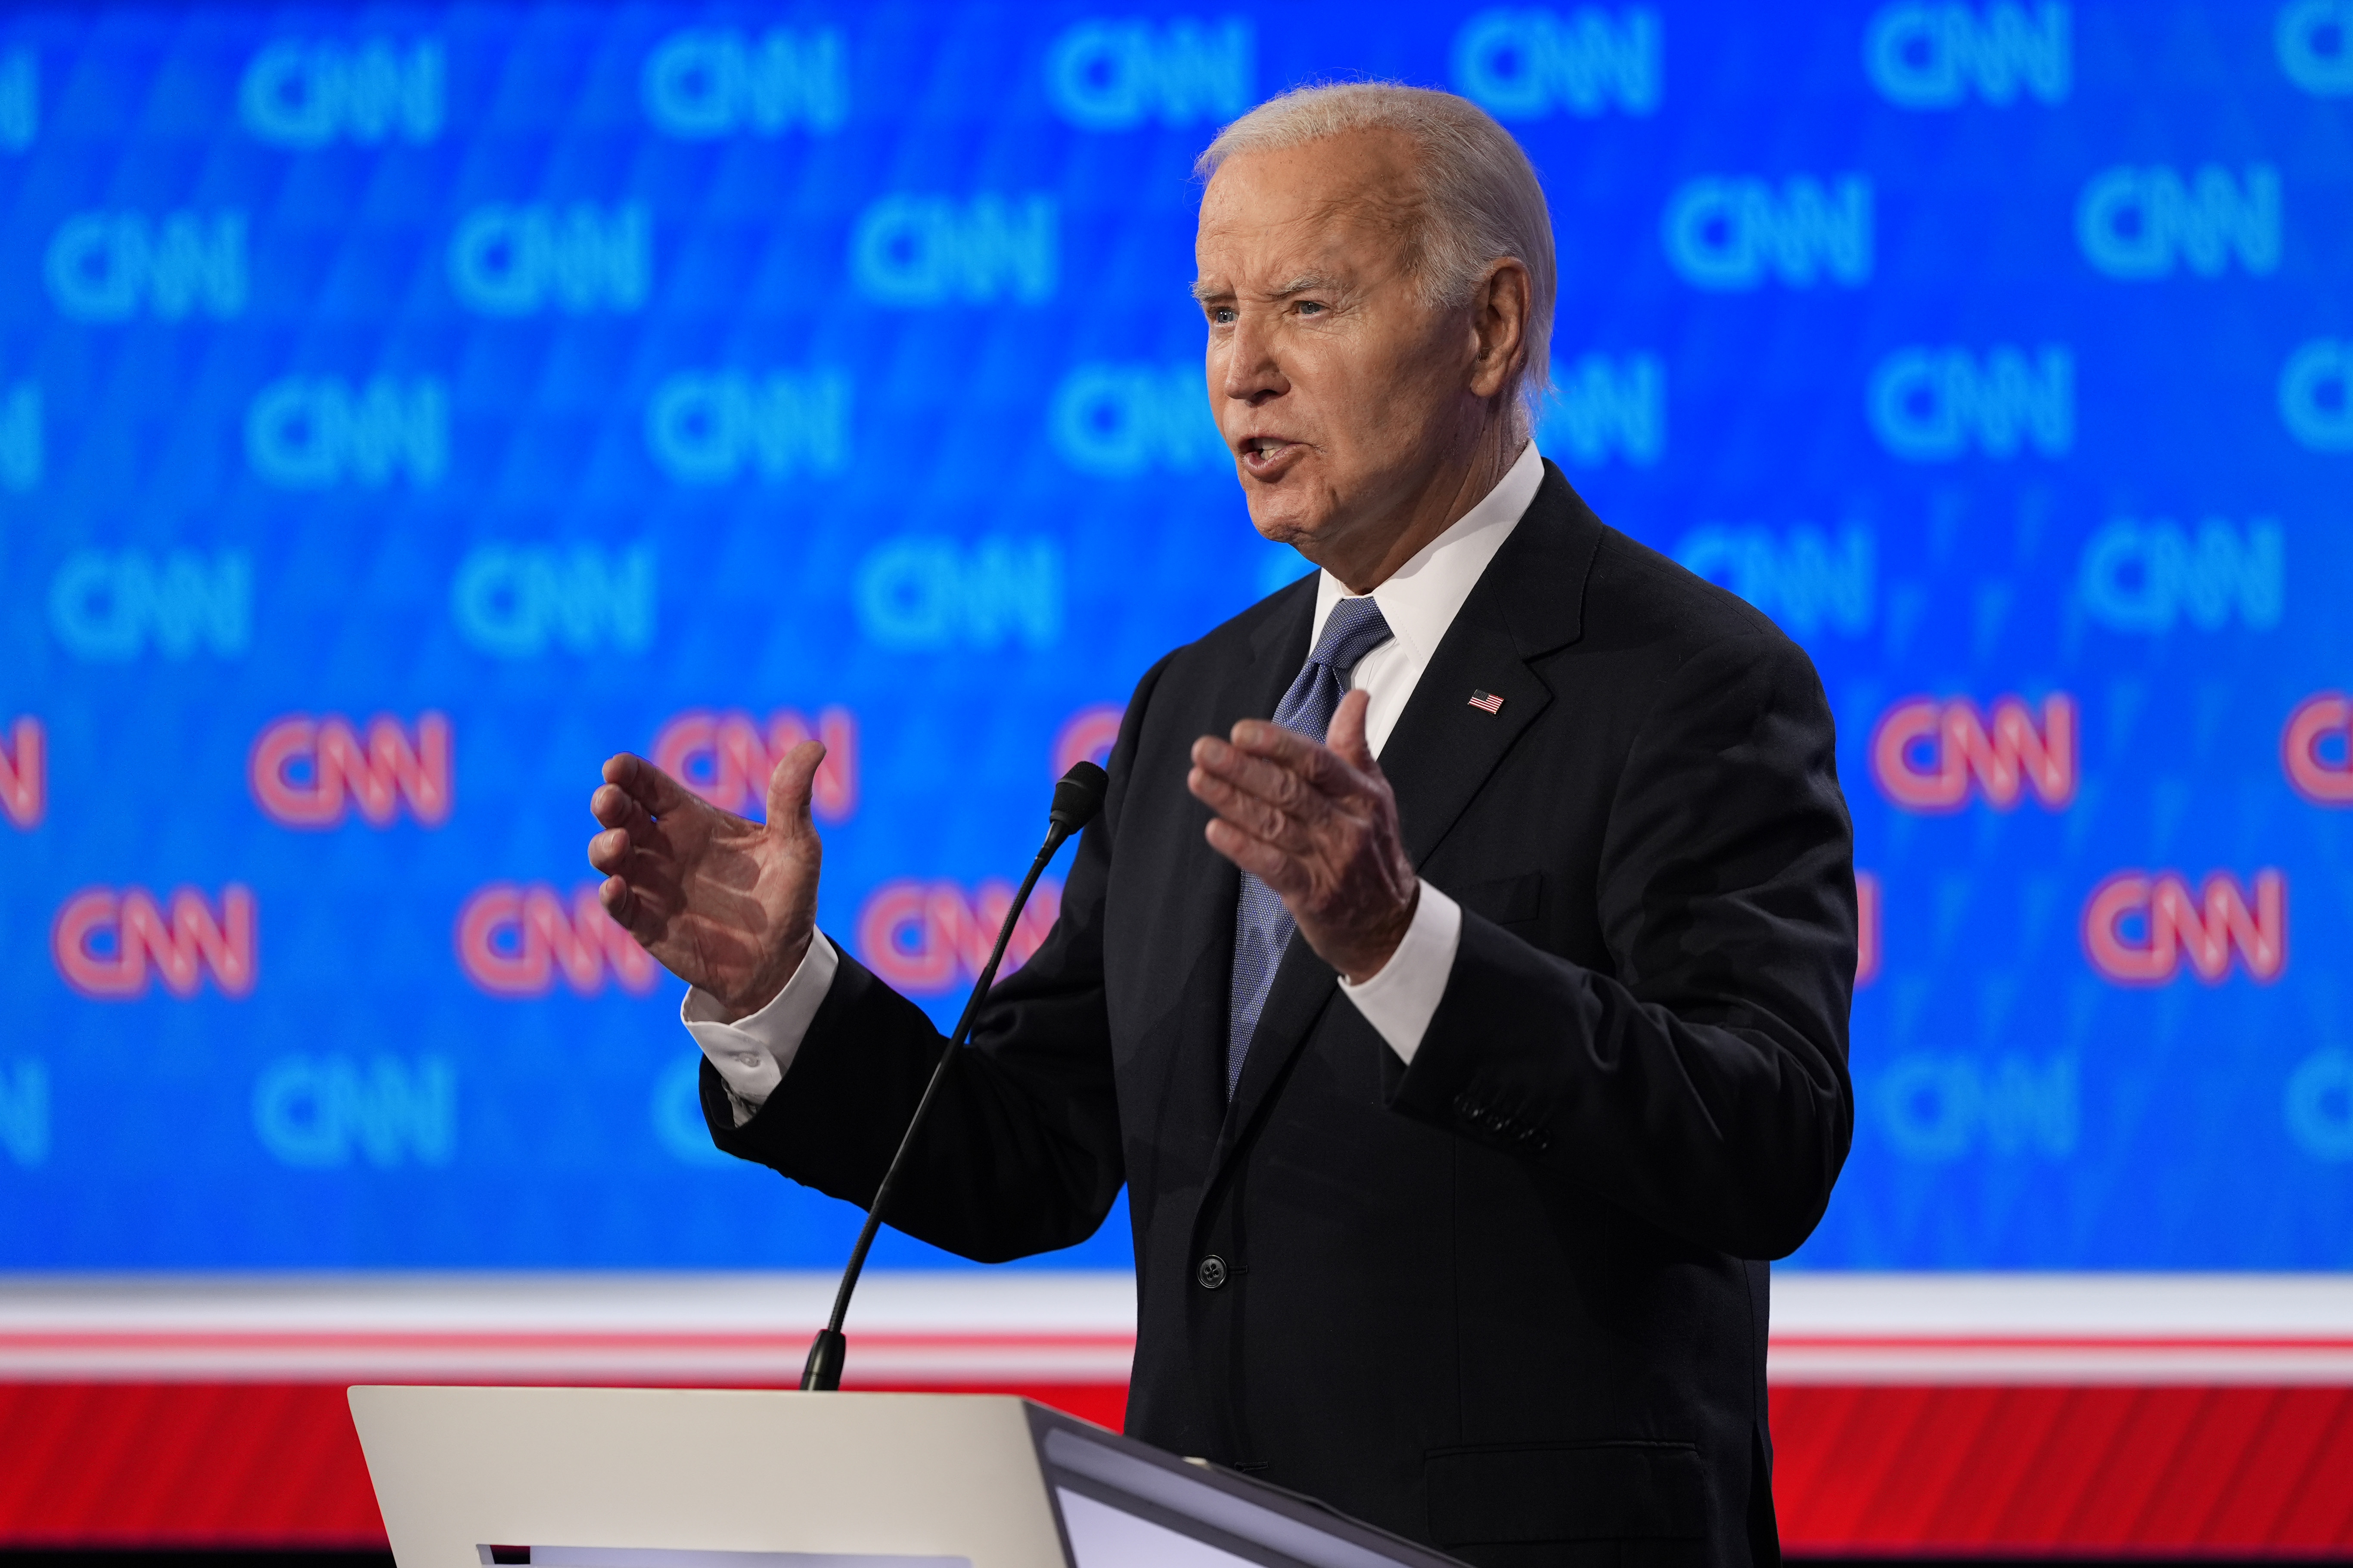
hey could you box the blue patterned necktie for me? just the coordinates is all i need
[1225,595,1395,1096]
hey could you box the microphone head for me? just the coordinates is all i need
[1049,760,1109,834]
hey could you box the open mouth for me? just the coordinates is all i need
[1239,436,1302,477]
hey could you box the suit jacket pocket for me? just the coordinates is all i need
[1425,1440,1708,1545]
[1451,870,1544,930]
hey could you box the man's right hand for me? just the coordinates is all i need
[587,743,826,1023]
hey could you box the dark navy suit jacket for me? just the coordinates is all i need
[707,462,1858,1568]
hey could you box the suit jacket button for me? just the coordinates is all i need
[1197,1255,1229,1290]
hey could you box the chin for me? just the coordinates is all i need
[1242,483,1332,545]
[1245,506,1327,551]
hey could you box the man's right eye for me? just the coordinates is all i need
[1210,307,1237,325]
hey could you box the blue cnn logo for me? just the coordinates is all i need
[2077,164,2281,281]
[2279,2,2353,95]
[1675,524,1874,639]
[1049,364,1224,477]
[452,544,656,658]
[245,377,448,490]
[646,370,851,483]
[449,203,651,316]
[1877,1054,2078,1162]
[253,1056,455,1170]
[2077,518,2283,635]
[45,211,247,321]
[1452,8,1660,119]
[0,1060,46,1169]
[2286,1051,2353,1161]
[0,47,32,151]
[856,538,1064,653]
[2280,339,2353,451]
[0,381,37,492]
[1046,17,1253,130]
[1863,3,2069,108]
[641,28,847,136]
[851,195,1058,307]
[1662,177,1872,290]
[50,549,252,662]
[1867,344,2072,461]
[1540,353,1664,468]
[238,37,444,146]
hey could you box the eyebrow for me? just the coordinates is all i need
[1189,273,1342,303]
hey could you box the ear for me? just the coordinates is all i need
[1465,257,1532,402]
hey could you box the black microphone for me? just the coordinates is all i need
[800,758,1109,1392]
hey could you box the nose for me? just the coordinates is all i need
[1216,308,1288,411]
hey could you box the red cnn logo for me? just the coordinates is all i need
[455,883,659,998]
[2283,693,2353,805]
[1856,870,1881,988]
[857,879,1064,995]
[1870,694,2077,812]
[2082,870,2287,985]
[250,713,453,828]
[0,716,43,829]
[652,708,857,821]
[52,886,258,999]
[1052,703,1124,778]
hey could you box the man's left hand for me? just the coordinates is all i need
[1188,688,1419,984]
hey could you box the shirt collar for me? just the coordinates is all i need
[1311,440,1546,663]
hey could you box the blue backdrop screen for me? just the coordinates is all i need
[1,1,2348,1271]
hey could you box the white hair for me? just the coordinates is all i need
[1196,82,1557,422]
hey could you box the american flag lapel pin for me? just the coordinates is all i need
[1468,689,1504,714]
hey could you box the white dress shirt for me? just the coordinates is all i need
[685,440,1547,1119]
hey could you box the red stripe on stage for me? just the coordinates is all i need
[0,1383,387,1547]
[6,1382,2353,1553]
[1767,1385,2353,1556]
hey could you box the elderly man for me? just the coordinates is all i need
[590,84,1855,1567]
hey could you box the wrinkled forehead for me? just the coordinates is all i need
[1193,132,1423,290]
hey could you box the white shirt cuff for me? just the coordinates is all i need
[1336,880,1461,1066]
[681,933,839,1125]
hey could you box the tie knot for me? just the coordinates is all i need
[1310,595,1393,676]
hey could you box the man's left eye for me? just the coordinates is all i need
[1297,301,1326,316]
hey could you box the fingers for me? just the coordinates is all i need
[1204,817,1310,896]
[1223,716,1360,796]
[601,752,698,817]
[1190,737,1319,821]
[589,784,671,881]
[587,820,681,909]
[597,871,677,948]
[587,780,682,918]
[764,739,826,832]
[1188,760,1305,849]
[590,780,652,831]
[587,825,630,874]
[1190,724,1376,834]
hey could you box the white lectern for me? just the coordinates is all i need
[350,1386,1468,1568]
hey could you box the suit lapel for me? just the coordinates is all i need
[1214,463,1604,1157]
[1382,462,1602,867]
[1176,581,1316,1111]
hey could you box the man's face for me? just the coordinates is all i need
[1194,130,1475,560]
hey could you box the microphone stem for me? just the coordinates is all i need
[801,823,1070,1391]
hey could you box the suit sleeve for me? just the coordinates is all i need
[696,656,1172,1263]
[1389,630,1857,1260]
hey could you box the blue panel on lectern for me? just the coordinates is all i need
[0,1,2345,1271]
